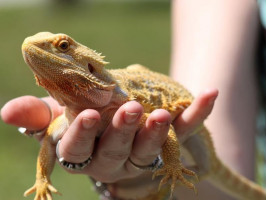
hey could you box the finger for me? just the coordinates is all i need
[174,88,219,138]
[1,96,54,130]
[129,109,171,168]
[92,101,143,173]
[58,109,100,165]
[41,96,64,119]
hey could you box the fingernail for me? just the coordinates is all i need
[124,112,140,124]
[153,121,169,130]
[82,118,96,129]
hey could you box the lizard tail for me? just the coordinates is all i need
[208,158,266,200]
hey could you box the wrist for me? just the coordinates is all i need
[91,172,164,200]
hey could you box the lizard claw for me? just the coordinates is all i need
[153,164,198,198]
[24,180,61,200]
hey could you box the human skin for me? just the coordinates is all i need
[1,89,218,199]
[1,1,260,198]
[171,0,260,199]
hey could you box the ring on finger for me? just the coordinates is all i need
[56,139,92,171]
[128,155,163,172]
[18,98,53,137]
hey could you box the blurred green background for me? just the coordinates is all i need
[0,1,265,200]
[0,1,171,200]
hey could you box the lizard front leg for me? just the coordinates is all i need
[24,135,60,200]
[24,114,68,200]
[153,125,197,198]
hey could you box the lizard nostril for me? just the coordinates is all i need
[88,63,94,73]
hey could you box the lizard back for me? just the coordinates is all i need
[109,64,194,117]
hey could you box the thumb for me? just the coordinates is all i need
[1,96,58,130]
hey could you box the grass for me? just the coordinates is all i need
[0,1,170,199]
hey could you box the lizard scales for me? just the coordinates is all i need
[21,32,265,200]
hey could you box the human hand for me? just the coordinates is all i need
[0,89,218,192]
[1,96,64,133]
[1,96,171,181]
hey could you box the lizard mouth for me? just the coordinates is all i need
[22,49,40,77]
[22,42,116,92]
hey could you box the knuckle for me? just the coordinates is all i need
[62,148,92,162]
[148,132,166,146]
[109,116,138,145]
[72,135,94,147]
[101,149,129,161]
[130,152,159,166]
[115,128,135,145]
[74,129,96,144]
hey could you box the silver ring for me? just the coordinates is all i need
[56,140,92,171]
[18,127,47,136]
[128,155,163,172]
[18,98,53,137]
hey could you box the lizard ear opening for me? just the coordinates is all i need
[88,63,94,73]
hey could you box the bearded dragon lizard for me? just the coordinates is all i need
[21,32,265,200]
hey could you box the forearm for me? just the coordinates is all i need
[171,0,259,81]
[171,0,260,199]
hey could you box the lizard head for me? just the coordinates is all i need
[22,32,117,108]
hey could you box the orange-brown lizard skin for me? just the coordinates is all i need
[21,32,265,200]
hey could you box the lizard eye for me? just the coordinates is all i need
[58,40,70,52]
